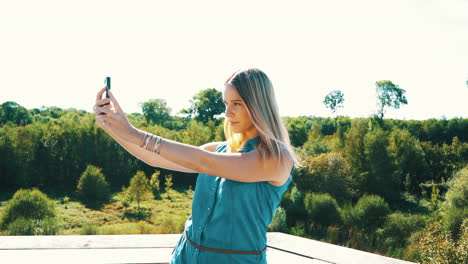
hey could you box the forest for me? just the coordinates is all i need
[0,87,467,263]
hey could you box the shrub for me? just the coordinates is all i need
[354,194,390,231]
[80,223,99,235]
[7,217,58,235]
[441,165,468,237]
[413,219,468,264]
[377,212,427,250]
[340,201,359,228]
[76,165,110,205]
[304,192,341,227]
[269,207,288,232]
[0,188,57,231]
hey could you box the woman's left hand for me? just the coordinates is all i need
[93,87,136,142]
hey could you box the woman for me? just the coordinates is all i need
[93,68,300,263]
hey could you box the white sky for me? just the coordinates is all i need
[0,0,467,120]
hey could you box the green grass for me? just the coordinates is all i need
[0,188,193,235]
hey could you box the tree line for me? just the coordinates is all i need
[0,83,467,263]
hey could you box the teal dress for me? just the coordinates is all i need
[170,136,294,264]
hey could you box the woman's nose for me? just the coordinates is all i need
[225,105,234,118]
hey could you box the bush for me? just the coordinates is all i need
[80,223,99,235]
[296,153,353,202]
[354,194,390,231]
[269,207,288,232]
[76,165,110,205]
[339,201,358,228]
[377,212,427,250]
[412,219,468,264]
[304,192,341,227]
[0,188,57,231]
[441,165,468,237]
[7,217,58,235]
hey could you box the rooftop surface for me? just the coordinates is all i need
[0,232,417,264]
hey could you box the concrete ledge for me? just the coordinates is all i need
[0,233,417,264]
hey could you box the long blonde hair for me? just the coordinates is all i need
[224,68,301,168]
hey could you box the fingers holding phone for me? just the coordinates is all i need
[102,76,111,106]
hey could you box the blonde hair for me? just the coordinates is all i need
[224,68,301,168]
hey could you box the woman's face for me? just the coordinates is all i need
[223,84,258,138]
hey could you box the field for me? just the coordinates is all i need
[0,188,193,236]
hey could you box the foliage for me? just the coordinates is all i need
[126,171,153,211]
[150,171,162,200]
[0,101,32,126]
[375,80,408,119]
[440,165,468,237]
[377,212,427,251]
[299,123,331,157]
[353,194,390,231]
[7,217,58,235]
[304,193,341,227]
[76,165,110,207]
[323,90,345,114]
[269,206,288,232]
[362,129,400,202]
[412,219,468,264]
[387,128,432,194]
[180,88,225,124]
[296,152,353,202]
[285,117,309,147]
[139,98,172,126]
[164,175,174,200]
[0,188,57,232]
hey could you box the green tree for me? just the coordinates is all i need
[76,165,111,207]
[181,88,225,124]
[0,101,32,126]
[150,171,162,200]
[413,220,467,264]
[362,129,400,202]
[127,171,153,211]
[286,117,309,147]
[296,152,353,203]
[375,80,408,119]
[387,128,432,194]
[140,99,172,126]
[323,90,345,115]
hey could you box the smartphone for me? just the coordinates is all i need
[102,76,111,106]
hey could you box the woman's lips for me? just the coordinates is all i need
[230,121,239,125]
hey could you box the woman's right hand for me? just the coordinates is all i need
[93,87,115,134]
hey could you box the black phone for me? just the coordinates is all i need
[103,76,111,106]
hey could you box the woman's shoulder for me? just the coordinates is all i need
[199,141,227,152]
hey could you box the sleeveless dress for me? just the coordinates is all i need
[170,136,294,264]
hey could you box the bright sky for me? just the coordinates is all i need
[1,0,467,120]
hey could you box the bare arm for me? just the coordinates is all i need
[105,126,197,173]
[127,129,293,185]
